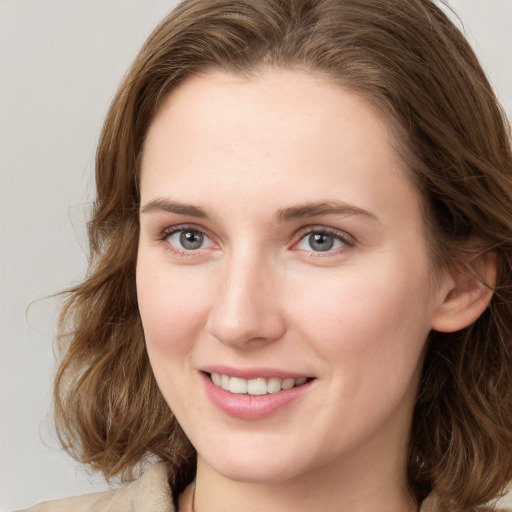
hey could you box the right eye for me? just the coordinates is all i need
[165,228,214,251]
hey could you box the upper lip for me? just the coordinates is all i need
[201,365,312,380]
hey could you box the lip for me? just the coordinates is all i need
[201,365,310,380]
[200,369,315,420]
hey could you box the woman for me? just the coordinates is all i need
[27,0,512,511]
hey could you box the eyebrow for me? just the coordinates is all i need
[275,201,378,223]
[140,198,378,222]
[140,198,209,218]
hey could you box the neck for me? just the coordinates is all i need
[192,431,417,512]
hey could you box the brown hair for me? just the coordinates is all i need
[54,1,512,510]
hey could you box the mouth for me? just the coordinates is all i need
[201,369,315,419]
[208,372,311,396]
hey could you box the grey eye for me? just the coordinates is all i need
[296,231,348,253]
[307,233,335,251]
[168,229,211,250]
[180,230,204,249]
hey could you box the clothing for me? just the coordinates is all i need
[23,463,175,512]
[21,463,510,512]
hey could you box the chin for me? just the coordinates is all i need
[211,458,301,484]
[197,437,321,485]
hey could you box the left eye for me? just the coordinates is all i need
[296,231,348,252]
[166,229,213,251]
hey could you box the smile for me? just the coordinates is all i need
[210,372,308,395]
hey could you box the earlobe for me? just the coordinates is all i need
[431,252,497,333]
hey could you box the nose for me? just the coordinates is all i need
[205,250,287,348]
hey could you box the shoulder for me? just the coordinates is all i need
[22,463,175,512]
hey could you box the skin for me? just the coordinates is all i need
[136,69,461,512]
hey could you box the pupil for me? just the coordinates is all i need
[309,233,334,251]
[180,230,204,250]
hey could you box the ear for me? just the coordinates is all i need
[431,251,497,333]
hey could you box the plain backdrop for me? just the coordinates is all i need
[1,1,511,510]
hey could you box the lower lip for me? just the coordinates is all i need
[201,373,314,420]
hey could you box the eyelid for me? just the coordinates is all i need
[292,225,356,253]
[159,223,208,240]
[159,223,217,254]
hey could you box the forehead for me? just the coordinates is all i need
[140,69,420,225]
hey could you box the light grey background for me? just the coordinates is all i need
[1,1,511,510]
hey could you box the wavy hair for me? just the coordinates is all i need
[54,1,512,509]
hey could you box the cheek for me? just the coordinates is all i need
[136,263,214,418]
[288,256,433,382]
[136,263,211,359]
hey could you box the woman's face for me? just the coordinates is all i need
[137,70,452,484]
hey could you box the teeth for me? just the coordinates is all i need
[211,372,221,386]
[247,378,267,395]
[229,377,248,394]
[210,373,308,395]
[281,378,295,390]
[267,377,282,394]
[221,374,230,391]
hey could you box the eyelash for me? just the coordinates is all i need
[158,224,355,257]
[158,224,214,257]
[293,226,355,256]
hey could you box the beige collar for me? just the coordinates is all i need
[25,463,175,512]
